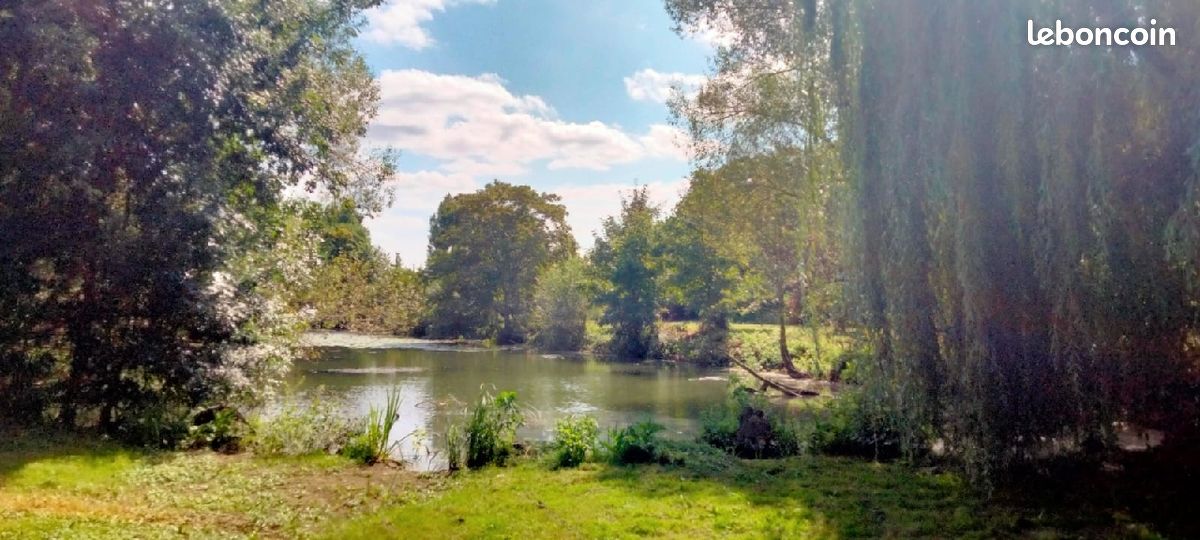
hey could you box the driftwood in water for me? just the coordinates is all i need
[729,356,820,398]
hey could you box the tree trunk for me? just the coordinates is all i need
[778,291,804,378]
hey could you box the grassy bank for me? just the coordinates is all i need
[329,449,1015,539]
[3,431,1178,539]
[0,431,440,539]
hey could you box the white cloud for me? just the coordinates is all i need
[368,69,687,176]
[554,179,688,251]
[364,0,494,49]
[364,212,430,268]
[685,16,739,50]
[361,69,694,266]
[639,124,690,162]
[624,68,706,103]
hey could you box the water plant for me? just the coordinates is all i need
[444,389,525,470]
[249,389,356,457]
[343,386,404,465]
[551,415,599,468]
[602,419,665,465]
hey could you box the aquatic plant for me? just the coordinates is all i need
[551,415,599,468]
[343,386,404,465]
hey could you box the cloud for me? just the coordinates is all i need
[363,0,494,49]
[364,212,430,268]
[624,68,706,103]
[553,179,688,250]
[365,176,689,267]
[685,17,739,50]
[361,70,694,266]
[368,69,687,176]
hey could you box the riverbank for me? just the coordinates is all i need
[3,430,1181,538]
[0,430,444,539]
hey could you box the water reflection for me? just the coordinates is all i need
[288,344,728,470]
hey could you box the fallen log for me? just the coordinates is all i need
[729,357,820,398]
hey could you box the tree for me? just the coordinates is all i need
[0,0,391,437]
[426,181,576,344]
[302,198,376,263]
[660,171,755,365]
[591,188,662,359]
[530,258,593,351]
[665,0,847,378]
[668,0,1200,479]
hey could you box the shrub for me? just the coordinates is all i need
[445,423,466,471]
[448,390,524,469]
[551,415,599,468]
[602,420,665,465]
[186,407,249,453]
[111,401,191,449]
[531,258,592,351]
[698,385,805,458]
[809,390,904,460]
[342,387,403,465]
[248,390,355,456]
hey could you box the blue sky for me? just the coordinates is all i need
[353,0,714,266]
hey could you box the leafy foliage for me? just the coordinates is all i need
[590,188,663,359]
[530,258,593,351]
[248,391,356,457]
[343,387,403,465]
[426,182,576,344]
[698,386,804,458]
[601,420,667,465]
[666,0,1200,480]
[303,252,425,335]
[551,415,599,468]
[0,0,391,435]
[450,390,525,469]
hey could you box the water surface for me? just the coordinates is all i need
[290,333,729,469]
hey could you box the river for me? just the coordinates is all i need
[289,332,730,470]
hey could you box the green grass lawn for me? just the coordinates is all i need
[327,451,1019,539]
[2,431,1175,539]
[0,431,441,539]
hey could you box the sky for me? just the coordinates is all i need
[353,0,715,267]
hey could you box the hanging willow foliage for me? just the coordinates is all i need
[668,0,1200,478]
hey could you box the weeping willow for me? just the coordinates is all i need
[843,0,1200,476]
[669,0,1200,477]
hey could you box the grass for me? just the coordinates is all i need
[0,430,441,539]
[3,429,1180,539]
[658,321,862,375]
[327,446,1017,539]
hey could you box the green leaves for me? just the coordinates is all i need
[426,181,576,344]
[591,187,662,359]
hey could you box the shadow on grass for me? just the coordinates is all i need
[993,438,1200,539]
[592,446,1008,538]
[592,439,1200,538]
[0,426,163,487]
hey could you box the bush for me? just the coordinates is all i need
[531,258,592,351]
[698,385,804,458]
[551,415,599,468]
[445,390,525,470]
[249,391,355,456]
[602,420,666,465]
[111,401,192,449]
[186,407,249,453]
[342,387,403,465]
[809,390,904,460]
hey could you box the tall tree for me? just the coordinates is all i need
[426,181,576,344]
[591,188,662,359]
[668,0,1200,478]
[0,0,391,435]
